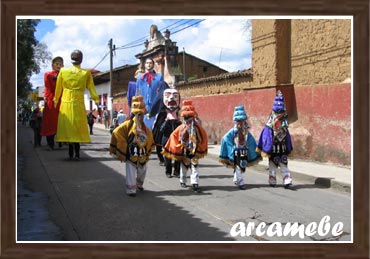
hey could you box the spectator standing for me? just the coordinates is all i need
[30,107,43,147]
[112,109,118,121]
[103,108,110,129]
[116,109,127,125]
[87,109,97,135]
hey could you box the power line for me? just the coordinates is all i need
[92,51,110,70]
[170,19,205,34]
[94,19,206,70]
[115,19,187,50]
[115,19,204,50]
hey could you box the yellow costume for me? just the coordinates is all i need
[110,116,154,168]
[54,65,99,143]
[110,95,154,168]
[109,96,155,196]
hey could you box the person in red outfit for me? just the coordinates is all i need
[40,56,64,150]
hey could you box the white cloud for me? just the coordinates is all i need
[29,16,252,87]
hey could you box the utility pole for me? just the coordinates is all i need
[108,38,113,113]
[183,48,186,81]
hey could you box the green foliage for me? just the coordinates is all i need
[17,19,51,99]
[187,75,198,81]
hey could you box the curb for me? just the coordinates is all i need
[206,153,351,194]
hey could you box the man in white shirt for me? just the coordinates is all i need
[116,109,127,125]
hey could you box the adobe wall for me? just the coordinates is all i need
[251,19,278,86]
[176,74,253,97]
[290,19,351,85]
[251,19,351,86]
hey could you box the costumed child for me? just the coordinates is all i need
[256,90,293,188]
[110,96,155,197]
[219,105,261,190]
[152,88,182,178]
[162,100,208,193]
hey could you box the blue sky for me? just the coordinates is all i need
[24,16,252,87]
[34,19,56,41]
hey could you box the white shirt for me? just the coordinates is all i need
[116,112,127,125]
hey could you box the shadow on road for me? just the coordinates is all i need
[17,123,235,242]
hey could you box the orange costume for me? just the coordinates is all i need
[162,100,208,192]
[162,122,208,162]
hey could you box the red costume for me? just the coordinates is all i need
[40,70,61,136]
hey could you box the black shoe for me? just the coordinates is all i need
[173,172,180,178]
[166,174,172,178]
[238,184,246,190]
[128,193,136,197]
[192,184,201,193]
[75,156,80,161]
[180,183,187,188]
[137,186,144,191]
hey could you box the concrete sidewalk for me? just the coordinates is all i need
[207,144,351,193]
[94,122,352,193]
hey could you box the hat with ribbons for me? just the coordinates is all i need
[233,105,248,121]
[131,96,147,115]
[272,90,286,113]
[181,100,196,117]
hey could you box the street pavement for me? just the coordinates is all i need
[17,121,352,242]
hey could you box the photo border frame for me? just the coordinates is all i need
[2,0,369,257]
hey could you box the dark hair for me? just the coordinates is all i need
[52,56,64,64]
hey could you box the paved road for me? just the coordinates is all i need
[17,122,351,242]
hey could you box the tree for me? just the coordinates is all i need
[17,19,51,99]
[243,19,252,41]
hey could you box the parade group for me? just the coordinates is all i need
[30,49,293,198]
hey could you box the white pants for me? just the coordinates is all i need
[180,162,199,185]
[233,167,245,186]
[125,163,147,194]
[269,160,291,179]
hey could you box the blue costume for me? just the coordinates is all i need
[219,105,261,189]
[136,70,166,129]
[256,90,293,187]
